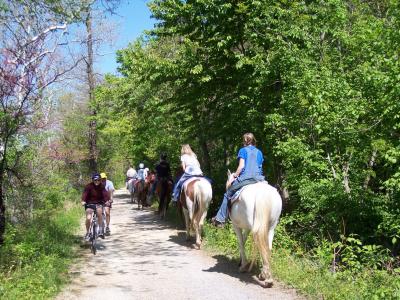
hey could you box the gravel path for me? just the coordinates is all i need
[56,189,302,300]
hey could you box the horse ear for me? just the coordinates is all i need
[227,170,231,177]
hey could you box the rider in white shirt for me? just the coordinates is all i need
[126,165,137,188]
[101,172,115,235]
[126,166,137,179]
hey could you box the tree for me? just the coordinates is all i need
[0,0,81,244]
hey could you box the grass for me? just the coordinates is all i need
[205,222,400,299]
[0,203,82,299]
[162,206,400,300]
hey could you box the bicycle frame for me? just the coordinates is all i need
[87,204,103,255]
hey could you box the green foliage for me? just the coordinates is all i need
[202,218,400,299]
[95,0,400,296]
[0,202,81,299]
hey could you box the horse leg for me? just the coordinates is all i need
[258,245,272,287]
[159,192,165,219]
[182,209,191,242]
[161,194,167,219]
[232,225,249,272]
[195,211,207,249]
[192,207,202,249]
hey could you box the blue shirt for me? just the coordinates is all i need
[238,145,264,176]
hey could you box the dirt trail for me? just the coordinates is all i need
[57,189,302,300]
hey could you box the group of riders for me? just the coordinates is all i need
[80,132,265,240]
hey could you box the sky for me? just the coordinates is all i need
[96,0,156,75]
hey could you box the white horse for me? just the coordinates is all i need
[181,178,212,249]
[127,178,135,203]
[227,171,282,288]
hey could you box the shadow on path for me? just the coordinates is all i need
[203,254,261,285]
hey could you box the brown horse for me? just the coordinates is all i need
[156,177,172,219]
[145,171,156,206]
[134,179,149,210]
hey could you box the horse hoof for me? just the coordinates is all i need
[191,244,200,250]
[252,275,273,288]
[263,280,273,288]
[239,264,249,273]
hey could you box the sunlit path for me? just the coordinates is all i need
[57,189,301,300]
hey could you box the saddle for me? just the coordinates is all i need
[227,179,268,212]
[134,179,144,189]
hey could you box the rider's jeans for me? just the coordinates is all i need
[172,173,193,201]
[215,180,238,223]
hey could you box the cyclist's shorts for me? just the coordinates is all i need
[104,202,112,208]
[84,203,102,211]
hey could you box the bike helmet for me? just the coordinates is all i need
[91,173,101,180]
[100,172,107,179]
[139,163,144,169]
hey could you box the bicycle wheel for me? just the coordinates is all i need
[91,222,97,255]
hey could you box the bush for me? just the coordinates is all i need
[0,202,81,299]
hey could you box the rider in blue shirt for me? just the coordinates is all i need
[212,133,265,227]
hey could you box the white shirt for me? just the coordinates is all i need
[181,154,202,175]
[126,168,137,178]
[105,180,115,192]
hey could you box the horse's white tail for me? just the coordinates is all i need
[192,179,212,229]
[251,190,272,278]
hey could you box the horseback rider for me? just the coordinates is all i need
[156,154,172,180]
[152,153,172,195]
[212,133,265,227]
[100,172,115,236]
[137,163,147,181]
[172,144,203,203]
[126,165,137,188]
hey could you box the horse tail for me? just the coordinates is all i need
[251,186,272,270]
[192,179,212,228]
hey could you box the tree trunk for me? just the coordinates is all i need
[343,161,351,194]
[363,150,377,190]
[277,166,290,208]
[86,7,97,172]
[0,173,5,245]
[200,140,211,176]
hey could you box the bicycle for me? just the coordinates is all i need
[85,204,104,255]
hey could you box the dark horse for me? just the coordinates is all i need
[134,179,149,210]
[156,177,173,219]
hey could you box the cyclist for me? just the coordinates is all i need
[100,172,115,236]
[81,173,109,241]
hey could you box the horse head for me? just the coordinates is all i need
[226,170,235,190]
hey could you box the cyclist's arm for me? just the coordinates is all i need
[81,186,89,205]
[102,189,110,205]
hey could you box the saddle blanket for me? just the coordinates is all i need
[181,177,201,191]
[229,181,271,205]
